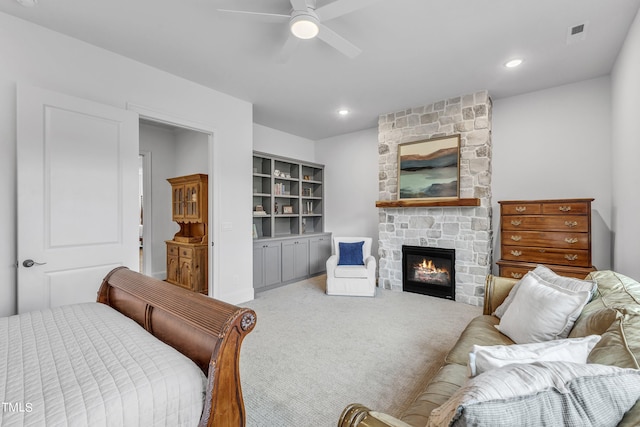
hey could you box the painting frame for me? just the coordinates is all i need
[397,134,461,200]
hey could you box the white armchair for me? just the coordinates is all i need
[326,237,376,297]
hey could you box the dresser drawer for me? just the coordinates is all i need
[179,247,194,258]
[167,244,180,256]
[502,215,589,232]
[501,246,591,267]
[501,203,541,215]
[501,230,589,249]
[497,261,596,280]
[542,201,590,215]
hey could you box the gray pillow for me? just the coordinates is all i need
[493,264,597,319]
[427,361,640,427]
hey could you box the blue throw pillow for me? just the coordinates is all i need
[338,241,365,266]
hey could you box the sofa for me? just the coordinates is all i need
[339,269,640,427]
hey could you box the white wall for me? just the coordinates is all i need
[611,9,640,279]
[175,128,209,176]
[315,128,379,257]
[0,12,253,316]
[492,77,613,272]
[253,123,315,162]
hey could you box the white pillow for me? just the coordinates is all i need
[468,335,601,377]
[496,273,590,344]
[493,265,597,319]
[427,361,640,427]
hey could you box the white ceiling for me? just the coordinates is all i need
[2,0,639,140]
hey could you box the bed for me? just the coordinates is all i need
[0,267,257,426]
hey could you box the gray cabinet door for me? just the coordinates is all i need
[254,241,281,288]
[282,239,309,282]
[309,235,331,275]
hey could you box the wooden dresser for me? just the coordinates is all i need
[165,174,208,294]
[497,198,596,280]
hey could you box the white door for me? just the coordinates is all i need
[17,85,139,313]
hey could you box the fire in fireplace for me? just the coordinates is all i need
[402,245,455,300]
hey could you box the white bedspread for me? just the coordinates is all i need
[0,303,207,426]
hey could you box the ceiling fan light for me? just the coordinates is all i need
[290,12,320,39]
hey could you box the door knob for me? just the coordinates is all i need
[23,259,46,268]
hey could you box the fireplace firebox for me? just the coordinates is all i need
[402,245,455,300]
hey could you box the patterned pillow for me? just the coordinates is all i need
[428,361,640,427]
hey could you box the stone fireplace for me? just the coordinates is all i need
[377,91,493,306]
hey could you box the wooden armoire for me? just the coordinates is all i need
[165,174,208,294]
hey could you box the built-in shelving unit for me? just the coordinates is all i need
[252,152,330,292]
[253,151,324,239]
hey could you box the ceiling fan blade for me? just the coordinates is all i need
[316,0,384,22]
[217,9,290,23]
[317,24,362,58]
[289,0,309,12]
[276,35,300,63]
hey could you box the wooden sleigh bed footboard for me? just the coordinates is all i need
[97,267,257,427]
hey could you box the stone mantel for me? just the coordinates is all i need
[376,198,480,208]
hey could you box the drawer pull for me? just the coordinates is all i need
[565,221,578,228]
[565,254,579,261]
[515,206,527,213]
[510,220,522,226]
[510,272,523,279]
[538,249,546,253]
[564,237,579,244]
[559,206,572,212]
[510,250,522,257]
[510,235,522,242]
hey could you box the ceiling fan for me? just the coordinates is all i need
[217,0,382,61]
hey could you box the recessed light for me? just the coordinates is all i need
[505,58,523,68]
[337,109,350,116]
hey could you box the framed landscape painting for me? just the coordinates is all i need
[397,134,460,200]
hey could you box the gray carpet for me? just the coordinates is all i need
[239,275,481,427]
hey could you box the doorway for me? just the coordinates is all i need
[138,120,210,279]
[135,112,215,296]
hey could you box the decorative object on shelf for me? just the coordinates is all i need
[252,224,258,239]
[274,201,278,215]
[306,201,313,214]
[302,188,312,197]
[283,205,293,214]
[303,175,311,180]
[274,169,280,177]
[397,134,460,200]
